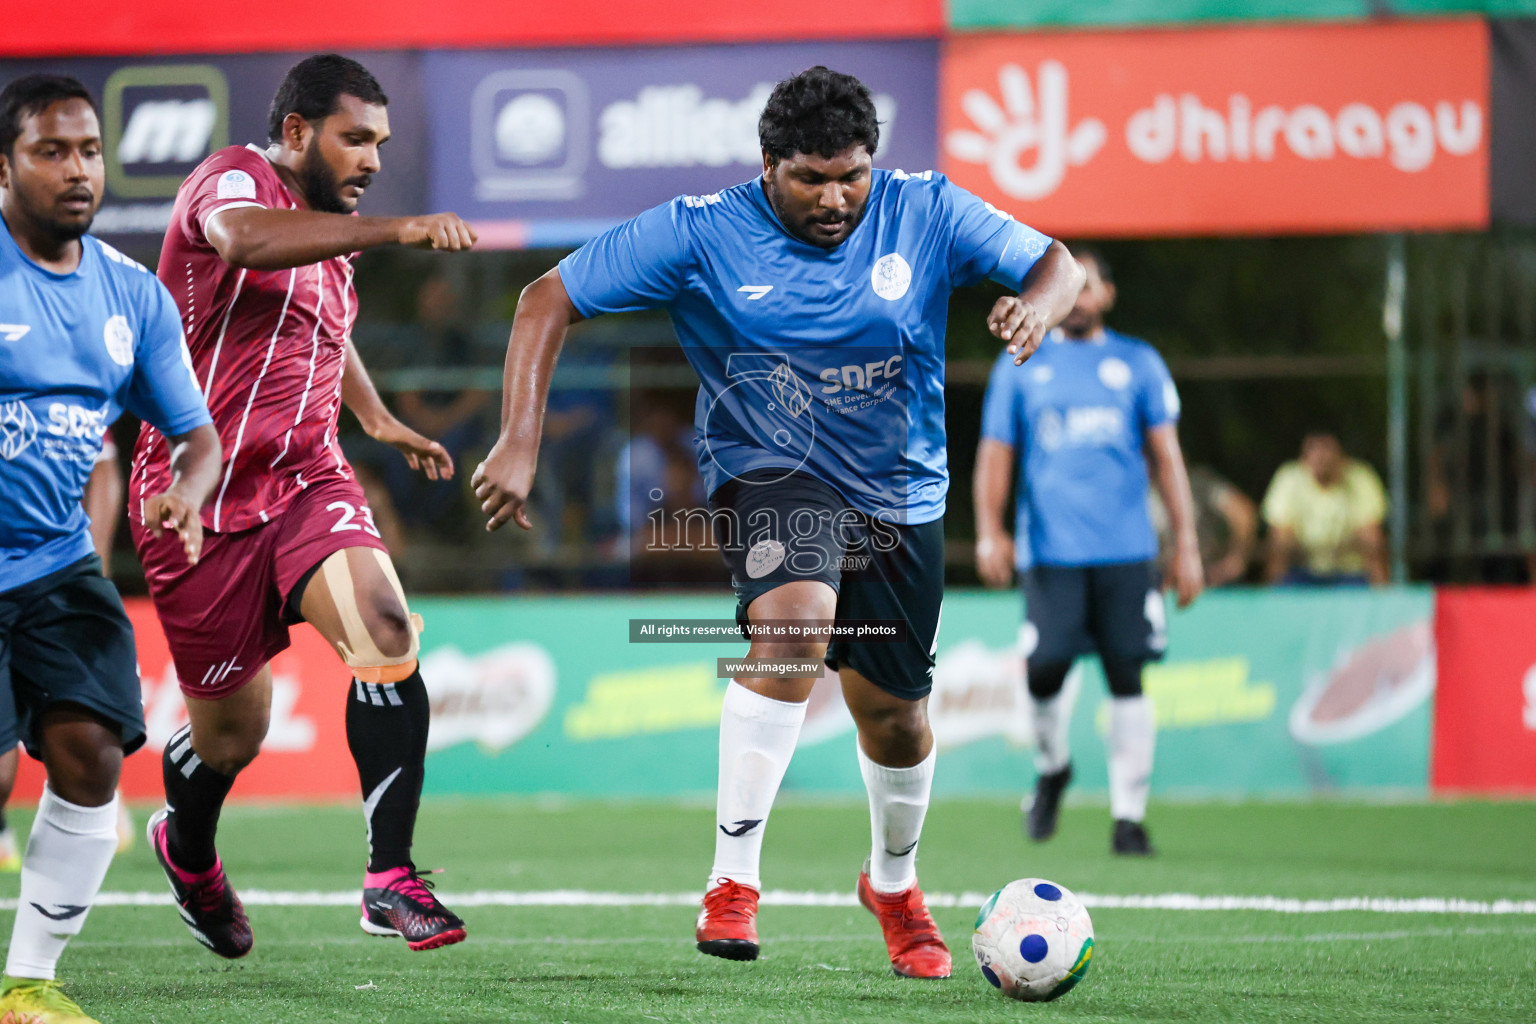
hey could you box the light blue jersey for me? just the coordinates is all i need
[981,328,1179,569]
[0,220,211,592]
[559,170,1052,524]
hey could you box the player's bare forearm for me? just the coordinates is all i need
[973,439,1015,541]
[1021,241,1087,330]
[1147,423,1204,606]
[83,455,123,567]
[206,207,477,270]
[989,241,1086,364]
[472,269,585,532]
[164,423,222,509]
[973,439,1017,588]
[341,340,392,435]
[144,423,221,564]
[343,341,454,479]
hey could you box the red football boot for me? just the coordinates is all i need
[857,866,952,979]
[695,878,760,961]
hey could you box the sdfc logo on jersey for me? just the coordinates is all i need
[1097,357,1132,391]
[0,401,39,461]
[871,252,912,301]
[103,315,135,366]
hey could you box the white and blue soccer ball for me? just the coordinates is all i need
[971,878,1094,1001]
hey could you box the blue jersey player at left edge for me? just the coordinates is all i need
[0,74,221,1024]
[473,67,1085,979]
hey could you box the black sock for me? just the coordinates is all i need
[163,723,237,873]
[347,669,429,873]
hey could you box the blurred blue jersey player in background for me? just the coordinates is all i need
[474,67,1084,978]
[0,74,221,1024]
[974,247,1202,859]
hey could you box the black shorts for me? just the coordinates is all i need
[0,555,146,758]
[710,469,944,701]
[1023,560,1167,666]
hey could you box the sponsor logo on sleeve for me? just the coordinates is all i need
[216,169,257,200]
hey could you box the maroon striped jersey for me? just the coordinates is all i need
[131,145,357,533]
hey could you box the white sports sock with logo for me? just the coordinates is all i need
[1107,695,1156,823]
[708,682,807,892]
[858,743,935,894]
[6,787,119,980]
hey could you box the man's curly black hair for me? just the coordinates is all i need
[758,66,879,163]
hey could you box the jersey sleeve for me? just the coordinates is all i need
[980,351,1023,447]
[558,200,693,317]
[122,279,213,438]
[179,148,278,244]
[940,177,1053,291]
[1136,345,1181,431]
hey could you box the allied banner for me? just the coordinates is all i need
[941,20,1489,236]
[10,588,1435,804]
[422,41,940,248]
[0,53,427,245]
[1432,588,1536,794]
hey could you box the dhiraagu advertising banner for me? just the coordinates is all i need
[411,587,1435,800]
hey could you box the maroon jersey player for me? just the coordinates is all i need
[130,54,476,959]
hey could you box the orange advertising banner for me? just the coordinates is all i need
[941,19,1489,236]
[12,599,359,805]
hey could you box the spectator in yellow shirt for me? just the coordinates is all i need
[1262,433,1389,585]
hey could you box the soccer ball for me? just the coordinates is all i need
[971,878,1094,1001]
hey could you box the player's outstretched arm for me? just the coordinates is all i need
[989,241,1086,365]
[973,438,1017,588]
[1147,423,1204,608]
[472,268,585,533]
[341,340,453,480]
[205,207,477,271]
[142,423,222,565]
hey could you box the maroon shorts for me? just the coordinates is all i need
[132,477,389,699]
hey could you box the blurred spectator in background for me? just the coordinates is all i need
[1152,464,1258,586]
[350,274,488,547]
[1425,371,1533,583]
[528,344,619,556]
[1262,433,1388,585]
[616,396,719,584]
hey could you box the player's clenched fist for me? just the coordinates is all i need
[397,213,478,252]
[988,296,1048,365]
[471,441,536,532]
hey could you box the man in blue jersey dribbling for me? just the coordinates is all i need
[974,247,1202,859]
[0,74,221,1023]
[474,67,1084,977]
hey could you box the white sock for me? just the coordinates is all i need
[858,743,935,894]
[1108,695,1156,822]
[6,787,119,980]
[708,683,807,892]
[1030,689,1076,775]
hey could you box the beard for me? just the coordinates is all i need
[297,145,366,215]
[762,178,861,250]
[1060,307,1097,336]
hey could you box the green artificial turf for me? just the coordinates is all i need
[3,798,1532,1023]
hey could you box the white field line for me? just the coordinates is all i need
[8,890,1536,914]
[62,926,1536,951]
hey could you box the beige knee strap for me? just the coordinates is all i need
[321,549,423,684]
